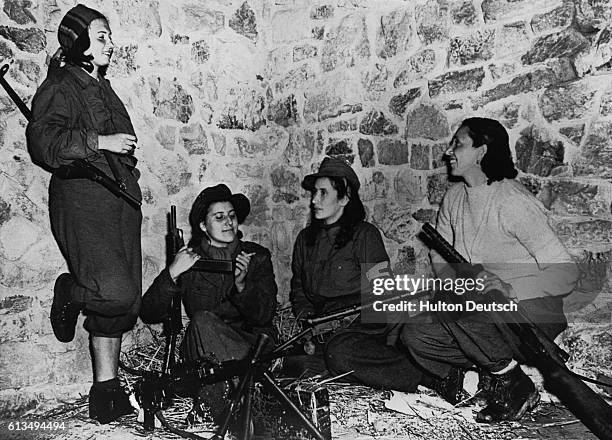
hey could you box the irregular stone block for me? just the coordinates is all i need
[113,0,162,38]
[427,172,450,204]
[293,44,317,62]
[358,138,374,167]
[274,64,316,95]
[600,90,612,116]
[429,67,485,98]
[449,29,495,66]
[362,64,389,101]
[405,104,450,140]
[283,130,315,166]
[376,9,412,59]
[3,0,36,25]
[311,5,334,20]
[226,162,264,180]
[326,139,353,159]
[416,0,450,45]
[559,125,585,145]
[229,2,258,41]
[494,22,530,57]
[413,208,437,224]
[389,88,421,116]
[180,123,209,155]
[394,49,436,88]
[539,82,595,122]
[378,139,409,165]
[361,171,388,201]
[522,28,589,65]
[149,152,192,195]
[0,198,10,226]
[182,3,224,33]
[108,44,138,77]
[321,14,370,72]
[474,58,576,107]
[394,168,427,204]
[243,184,269,226]
[531,3,573,34]
[359,111,398,136]
[488,61,520,81]
[432,142,448,168]
[555,219,612,247]
[0,26,45,53]
[371,202,416,244]
[155,125,177,150]
[0,41,13,59]
[0,216,39,260]
[515,125,565,177]
[150,77,195,124]
[268,95,298,128]
[312,25,325,40]
[271,10,310,43]
[10,59,40,88]
[211,132,226,155]
[451,1,477,26]
[304,89,361,123]
[394,246,416,275]
[410,143,430,170]
[0,295,32,314]
[575,120,612,178]
[483,100,520,129]
[482,0,551,23]
[191,40,210,63]
[328,118,358,132]
[218,89,266,131]
[271,164,300,204]
[443,100,463,111]
[540,181,608,217]
[171,34,189,44]
[0,342,53,388]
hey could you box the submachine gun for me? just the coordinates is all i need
[0,63,141,209]
[420,222,612,440]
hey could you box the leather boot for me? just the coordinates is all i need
[89,383,134,424]
[50,273,82,343]
[476,366,540,423]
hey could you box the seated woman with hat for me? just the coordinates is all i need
[141,184,277,417]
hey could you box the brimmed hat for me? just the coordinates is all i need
[302,157,360,191]
[189,184,251,229]
[58,4,106,53]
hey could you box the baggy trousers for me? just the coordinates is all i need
[399,296,567,378]
[49,175,142,337]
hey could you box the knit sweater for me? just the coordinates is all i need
[433,179,578,301]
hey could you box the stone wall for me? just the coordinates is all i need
[0,0,611,414]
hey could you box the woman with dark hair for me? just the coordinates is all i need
[288,157,430,394]
[400,117,578,422]
[141,184,277,419]
[26,4,141,423]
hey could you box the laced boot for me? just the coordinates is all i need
[89,381,134,424]
[50,273,82,343]
[476,366,540,423]
[430,367,467,405]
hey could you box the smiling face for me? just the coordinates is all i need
[200,201,238,248]
[445,125,486,179]
[83,19,114,71]
[311,177,349,225]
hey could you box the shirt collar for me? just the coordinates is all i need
[65,63,103,89]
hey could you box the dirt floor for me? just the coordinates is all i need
[0,383,600,440]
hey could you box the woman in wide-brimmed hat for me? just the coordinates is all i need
[141,184,277,421]
[26,4,142,423]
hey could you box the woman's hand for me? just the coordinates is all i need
[234,251,255,293]
[476,270,516,299]
[168,246,200,283]
[98,133,137,154]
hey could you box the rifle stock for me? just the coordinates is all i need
[421,222,612,439]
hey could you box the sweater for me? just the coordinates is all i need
[433,179,578,300]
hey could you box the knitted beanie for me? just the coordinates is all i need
[58,4,106,53]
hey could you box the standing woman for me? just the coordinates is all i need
[26,4,141,423]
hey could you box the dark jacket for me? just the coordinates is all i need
[141,240,278,337]
[290,220,391,318]
[26,63,138,184]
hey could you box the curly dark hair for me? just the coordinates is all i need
[460,117,518,184]
[304,176,365,249]
[62,17,109,76]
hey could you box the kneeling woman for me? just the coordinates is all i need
[141,184,277,367]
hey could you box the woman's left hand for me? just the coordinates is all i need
[476,270,516,299]
[234,251,255,293]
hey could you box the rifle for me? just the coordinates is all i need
[0,63,141,209]
[420,222,612,439]
[161,205,234,374]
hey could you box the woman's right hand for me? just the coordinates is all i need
[169,246,201,283]
[98,133,137,154]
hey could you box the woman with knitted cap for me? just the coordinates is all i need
[26,4,141,423]
[140,184,277,421]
